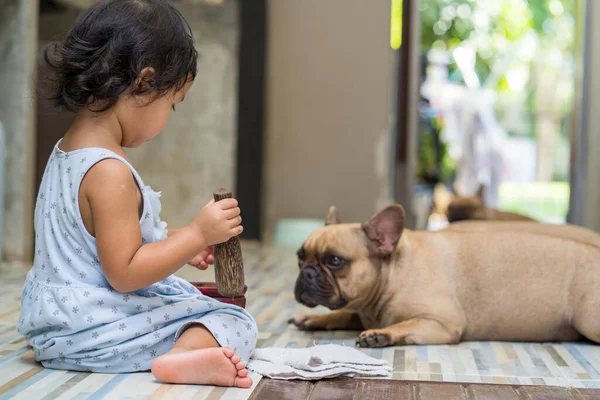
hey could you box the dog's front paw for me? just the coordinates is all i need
[357,329,391,348]
[288,314,327,331]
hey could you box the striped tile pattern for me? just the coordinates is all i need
[0,246,599,399]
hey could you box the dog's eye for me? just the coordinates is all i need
[297,247,306,267]
[297,247,305,258]
[324,255,344,269]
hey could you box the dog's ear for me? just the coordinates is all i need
[362,205,405,256]
[475,184,485,198]
[325,206,341,225]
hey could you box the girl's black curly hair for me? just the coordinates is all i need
[45,0,198,112]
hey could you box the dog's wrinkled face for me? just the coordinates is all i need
[447,196,485,222]
[294,205,405,311]
[447,185,486,222]
[295,224,370,310]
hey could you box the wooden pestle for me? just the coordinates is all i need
[212,189,246,297]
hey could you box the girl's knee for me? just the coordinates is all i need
[232,313,258,352]
[240,315,258,338]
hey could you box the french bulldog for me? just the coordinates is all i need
[446,220,600,248]
[446,185,534,223]
[290,205,600,347]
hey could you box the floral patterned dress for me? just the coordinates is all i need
[18,143,257,373]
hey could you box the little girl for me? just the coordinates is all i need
[18,0,257,388]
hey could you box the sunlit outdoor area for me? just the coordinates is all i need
[404,0,575,227]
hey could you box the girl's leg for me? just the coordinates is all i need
[151,325,252,388]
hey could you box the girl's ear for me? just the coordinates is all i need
[134,67,156,91]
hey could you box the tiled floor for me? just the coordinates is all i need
[1,245,600,399]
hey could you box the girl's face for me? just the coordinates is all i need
[114,79,193,148]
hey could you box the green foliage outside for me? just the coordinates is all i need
[411,0,575,218]
[499,181,570,221]
[420,0,574,105]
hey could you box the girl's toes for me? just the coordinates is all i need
[238,368,248,377]
[230,354,240,364]
[235,361,246,371]
[222,347,234,358]
[234,376,253,388]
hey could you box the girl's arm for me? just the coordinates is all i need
[82,160,240,292]
[167,228,214,269]
[167,229,180,237]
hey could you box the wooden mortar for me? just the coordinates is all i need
[192,282,247,308]
[212,189,246,297]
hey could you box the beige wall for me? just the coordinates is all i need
[263,0,394,236]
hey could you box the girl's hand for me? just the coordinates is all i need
[188,246,214,270]
[192,198,243,246]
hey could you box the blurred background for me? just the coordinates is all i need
[0,0,598,261]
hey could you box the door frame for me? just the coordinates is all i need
[234,0,267,241]
[392,0,420,229]
[568,0,600,232]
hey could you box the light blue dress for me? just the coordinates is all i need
[17,143,258,373]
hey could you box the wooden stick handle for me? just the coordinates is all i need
[213,188,233,202]
[212,189,245,297]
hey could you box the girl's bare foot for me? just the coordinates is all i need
[151,347,252,388]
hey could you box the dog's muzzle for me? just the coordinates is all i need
[294,265,347,310]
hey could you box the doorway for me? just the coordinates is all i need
[396,0,582,229]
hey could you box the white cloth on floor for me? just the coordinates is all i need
[247,344,393,380]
